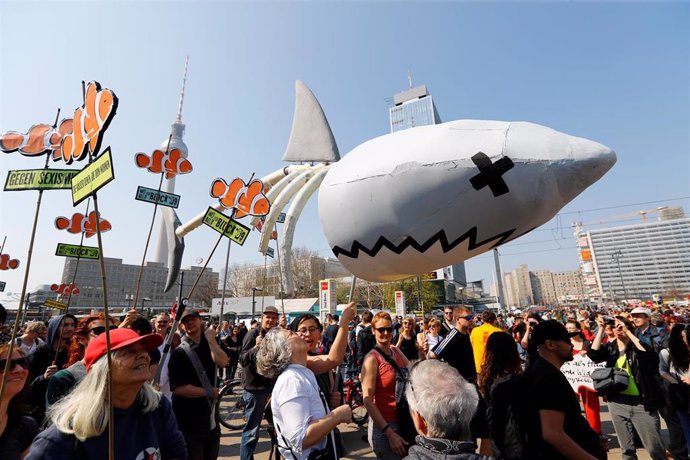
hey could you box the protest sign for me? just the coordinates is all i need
[560,353,605,392]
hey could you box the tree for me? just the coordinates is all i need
[381,278,441,315]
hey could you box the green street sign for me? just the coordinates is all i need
[202,207,250,246]
[71,148,115,206]
[135,185,180,208]
[4,169,79,191]
[55,243,100,260]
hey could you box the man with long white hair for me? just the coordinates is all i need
[26,328,187,459]
[403,360,491,460]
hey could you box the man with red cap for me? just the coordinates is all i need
[27,327,187,459]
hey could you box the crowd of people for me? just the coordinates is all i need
[0,300,689,460]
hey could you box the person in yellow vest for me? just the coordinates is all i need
[470,311,503,374]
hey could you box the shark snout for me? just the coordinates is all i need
[555,136,617,202]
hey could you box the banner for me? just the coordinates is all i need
[319,279,337,318]
[395,290,405,316]
[4,169,79,191]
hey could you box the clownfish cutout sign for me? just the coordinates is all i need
[50,283,80,296]
[135,148,193,179]
[55,211,112,238]
[56,81,118,164]
[210,177,270,219]
[0,119,74,157]
[0,254,20,270]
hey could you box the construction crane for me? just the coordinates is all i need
[572,206,675,232]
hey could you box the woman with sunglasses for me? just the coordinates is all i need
[395,317,418,362]
[0,344,37,459]
[362,311,412,460]
[45,314,116,408]
[425,319,443,358]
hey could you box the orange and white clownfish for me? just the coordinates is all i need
[0,254,20,270]
[55,211,112,238]
[135,148,192,179]
[0,119,74,157]
[57,81,118,164]
[210,178,270,219]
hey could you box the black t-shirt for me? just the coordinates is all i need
[168,334,216,434]
[432,328,477,383]
[0,415,38,460]
[398,336,418,362]
[223,336,241,365]
[525,357,600,459]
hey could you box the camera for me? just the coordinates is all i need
[603,316,615,326]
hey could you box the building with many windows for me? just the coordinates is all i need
[574,208,690,303]
[389,84,442,133]
[501,265,585,308]
[60,258,218,313]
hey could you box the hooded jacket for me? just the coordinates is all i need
[587,339,664,411]
[27,314,76,423]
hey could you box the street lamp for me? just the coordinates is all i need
[141,297,151,310]
[251,287,263,321]
[611,250,628,303]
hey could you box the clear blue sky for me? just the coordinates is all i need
[1,1,688,305]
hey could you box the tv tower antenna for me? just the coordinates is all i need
[176,55,189,124]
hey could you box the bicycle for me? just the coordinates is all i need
[216,378,246,430]
[343,376,368,426]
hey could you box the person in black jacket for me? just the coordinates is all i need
[238,306,280,460]
[588,315,666,460]
[356,310,376,368]
[27,314,76,425]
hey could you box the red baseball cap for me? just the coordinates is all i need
[84,328,163,371]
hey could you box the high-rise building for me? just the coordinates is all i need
[504,264,533,307]
[502,265,585,307]
[60,257,218,313]
[574,207,690,302]
[388,82,466,300]
[389,85,442,133]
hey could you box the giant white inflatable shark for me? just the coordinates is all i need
[163,82,615,291]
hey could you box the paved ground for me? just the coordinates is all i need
[218,399,674,459]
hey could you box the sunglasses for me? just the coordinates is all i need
[89,325,118,336]
[0,357,30,372]
[460,315,474,321]
[375,327,394,334]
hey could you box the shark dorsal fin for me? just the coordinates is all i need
[282,80,340,163]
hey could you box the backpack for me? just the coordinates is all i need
[372,347,417,445]
[487,373,528,460]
